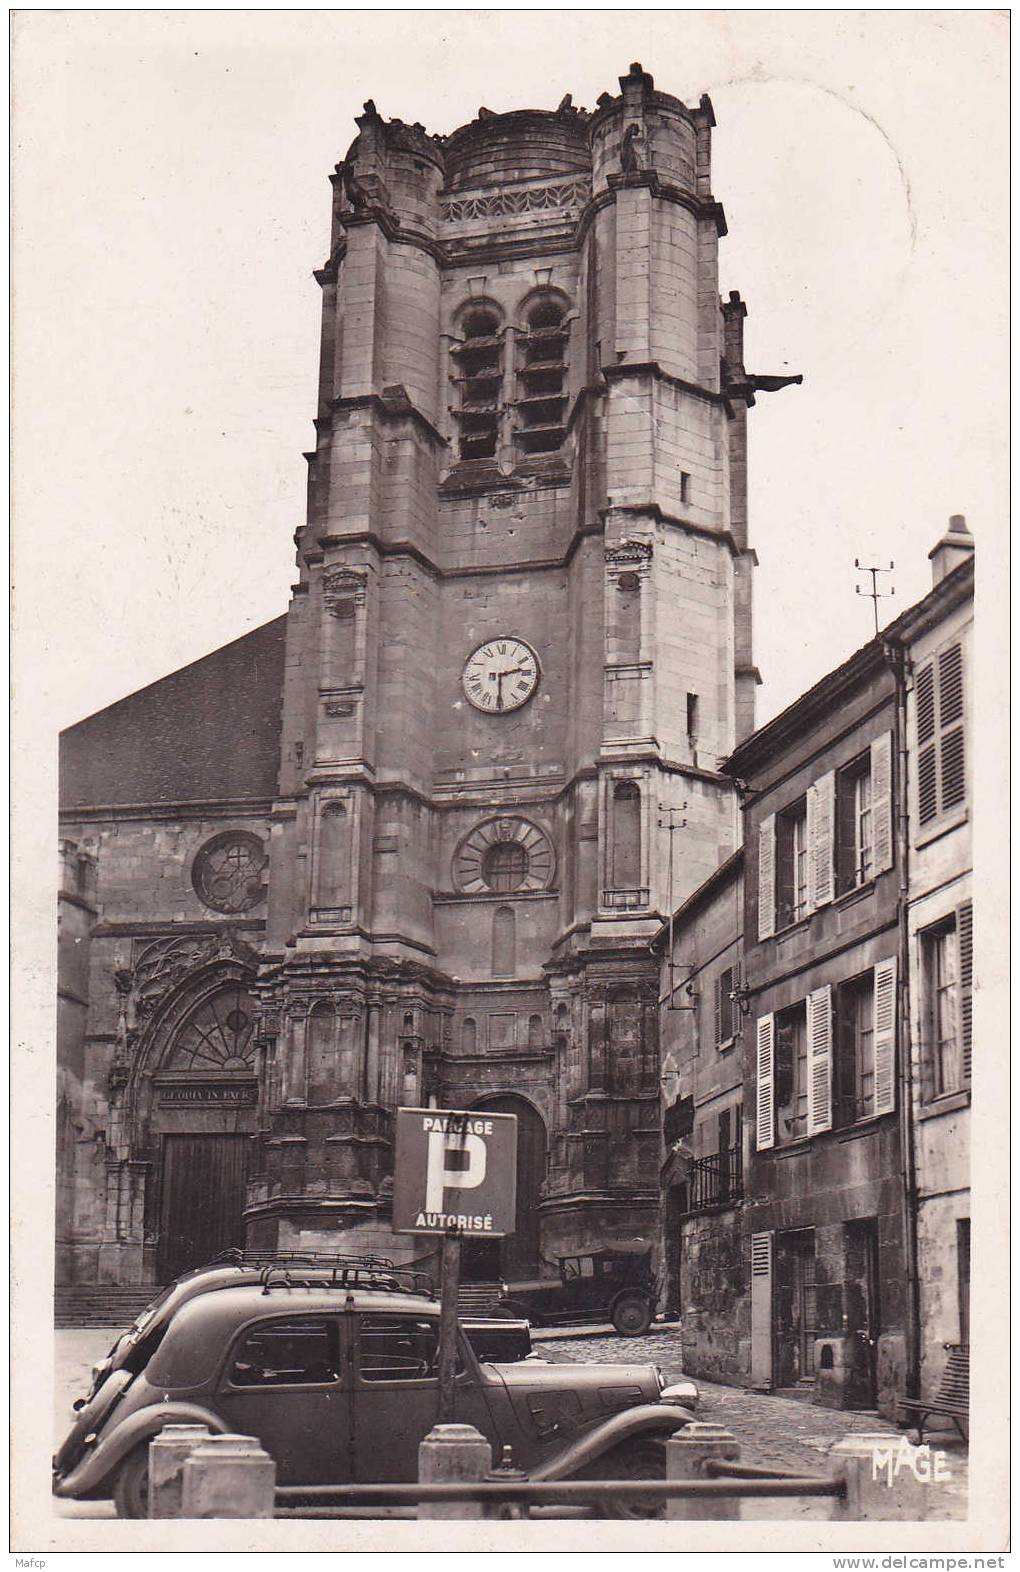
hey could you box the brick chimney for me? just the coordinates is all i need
[929,514,975,586]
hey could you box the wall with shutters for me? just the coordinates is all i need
[903,590,972,1390]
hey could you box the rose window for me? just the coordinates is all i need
[193,832,267,914]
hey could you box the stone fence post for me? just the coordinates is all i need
[665,1422,740,1520]
[417,1423,492,1520]
[827,1432,948,1521]
[180,1433,276,1518]
[148,1424,212,1518]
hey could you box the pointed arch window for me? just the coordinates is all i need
[492,906,517,978]
[165,986,258,1073]
[453,307,503,461]
[515,297,569,455]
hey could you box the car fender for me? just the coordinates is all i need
[607,1285,652,1316]
[53,1402,231,1499]
[526,1403,695,1481]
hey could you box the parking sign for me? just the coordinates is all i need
[392,1106,517,1236]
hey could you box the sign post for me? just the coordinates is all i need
[436,1231,462,1422]
[393,1107,518,1423]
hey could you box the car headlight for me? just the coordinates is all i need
[660,1377,699,1409]
[499,1282,509,1296]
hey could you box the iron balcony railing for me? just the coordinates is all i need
[681,1144,743,1215]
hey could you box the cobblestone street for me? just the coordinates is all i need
[536,1327,968,1520]
[54,1325,966,1522]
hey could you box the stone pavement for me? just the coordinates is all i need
[538,1328,968,1520]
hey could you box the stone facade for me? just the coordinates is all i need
[57,64,797,1290]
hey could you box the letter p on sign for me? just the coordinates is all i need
[424,1130,487,1214]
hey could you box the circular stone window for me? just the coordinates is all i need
[481,840,527,892]
[192,832,267,914]
[453,816,555,895]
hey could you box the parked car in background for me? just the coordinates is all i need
[498,1243,658,1335]
[54,1267,696,1520]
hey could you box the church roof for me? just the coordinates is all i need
[59,616,287,812]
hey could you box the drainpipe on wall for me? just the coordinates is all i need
[884,636,921,1400]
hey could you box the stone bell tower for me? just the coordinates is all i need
[245,64,786,1273]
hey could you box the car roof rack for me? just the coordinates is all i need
[197,1249,437,1300]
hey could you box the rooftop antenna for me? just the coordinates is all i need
[854,559,895,635]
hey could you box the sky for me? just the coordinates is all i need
[13,10,1008,742]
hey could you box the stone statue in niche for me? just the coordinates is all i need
[620,122,654,176]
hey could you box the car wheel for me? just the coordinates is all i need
[611,1294,652,1337]
[587,1438,667,1520]
[502,1302,541,1326]
[113,1444,150,1520]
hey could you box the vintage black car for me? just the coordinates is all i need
[54,1265,697,1520]
[498,1243,657,1336]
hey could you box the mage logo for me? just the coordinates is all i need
[391,1106,518,1236]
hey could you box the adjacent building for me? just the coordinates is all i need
[656,527,974,1419]
[57,66,808,1298]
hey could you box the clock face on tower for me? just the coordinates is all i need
[461,637,540,713]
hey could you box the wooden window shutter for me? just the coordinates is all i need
[807,771,835,909]
[915,660,938,826]
[806,985,833,1136]
[870,730,894,874]
[872,957,898,1115]
[755,1013,775,1151]
[749,1232,773,1388]
[957,901,973,1085]
[714,973,723,1048]
[939,643,966,811]
[758,815,776,940]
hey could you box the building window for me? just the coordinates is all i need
[514,297,569,455]
[836,752,873,893]
[921,903,972,1096]
[481,840,527,892]
[679,471,691,505]
[714,965,738,1047]
[686,692,699,740]
[835,972,876,1125]
[776,797,808,929]
[775,1001,809,1143]
[453,307,503,461]
[916,641,966,828]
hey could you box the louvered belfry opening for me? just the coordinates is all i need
[453,307,503,460]
[514,298,569,454]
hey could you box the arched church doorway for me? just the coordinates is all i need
[460,1094,547,1283]
[151,983,259,1283]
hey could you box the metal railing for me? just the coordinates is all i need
[273,1474,845,1516]
[682,1145,743,1214]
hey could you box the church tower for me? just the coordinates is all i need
[246,63,769,1275]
